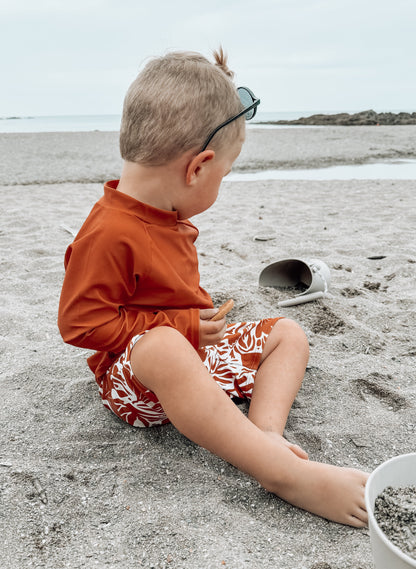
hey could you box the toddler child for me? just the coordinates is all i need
[58,48,368,527]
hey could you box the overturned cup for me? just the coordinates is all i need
[259,258,331,307]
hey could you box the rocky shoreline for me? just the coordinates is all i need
[261,109,416,126]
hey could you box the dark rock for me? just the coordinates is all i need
[262,110,416,126]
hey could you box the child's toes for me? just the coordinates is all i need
[289,443,309,460]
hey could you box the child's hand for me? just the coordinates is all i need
[199,309,226,347]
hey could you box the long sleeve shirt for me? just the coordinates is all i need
[58,180,213,378]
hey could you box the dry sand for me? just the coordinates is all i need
[1,126,415,569]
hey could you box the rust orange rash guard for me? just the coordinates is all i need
[58,180,213,378]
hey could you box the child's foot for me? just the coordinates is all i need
[264,431,309,460]
[274,459,369,527]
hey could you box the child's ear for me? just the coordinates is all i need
[185,150,215,185]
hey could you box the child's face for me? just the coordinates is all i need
[180,133,244,219]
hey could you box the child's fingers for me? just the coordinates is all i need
[210,299,234,321]
[204,318,226,337]
[199,316,227,347]
[199,308,218,321]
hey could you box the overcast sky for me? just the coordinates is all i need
[1,0,415,116]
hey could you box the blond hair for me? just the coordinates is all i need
[119,48,244,165]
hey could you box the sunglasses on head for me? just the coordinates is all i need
[200,86,260,152]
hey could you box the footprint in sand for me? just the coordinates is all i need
[351,372,409,411]
[311,305,346,335]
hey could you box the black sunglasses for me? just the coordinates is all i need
[200,86,260,152]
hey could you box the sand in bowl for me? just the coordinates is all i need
[374,486,416,561]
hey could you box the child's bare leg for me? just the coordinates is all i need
[248,319,309,457]
[130,326,368,527]
[249,319,309,433]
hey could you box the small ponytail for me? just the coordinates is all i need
[213,46,234,78]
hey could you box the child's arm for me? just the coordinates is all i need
[58,231,204,353]
[59,285,202,354]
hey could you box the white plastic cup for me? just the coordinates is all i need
[365,453,416,569]
[258,258,331,307]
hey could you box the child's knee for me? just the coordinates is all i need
[132,326,188,362]
[130,326,193,389]
[276,318,309,353]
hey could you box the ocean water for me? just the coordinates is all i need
[0,114,123,133]
[2,110,410,134]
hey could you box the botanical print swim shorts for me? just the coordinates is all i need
[96,318,280,427]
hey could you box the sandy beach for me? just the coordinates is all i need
[1,126,415,569]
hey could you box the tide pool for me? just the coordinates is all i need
[226,160,416,181]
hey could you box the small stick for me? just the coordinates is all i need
[33,478,48,505]
[210,299,234,321]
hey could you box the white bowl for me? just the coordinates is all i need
[365,453,416,569]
